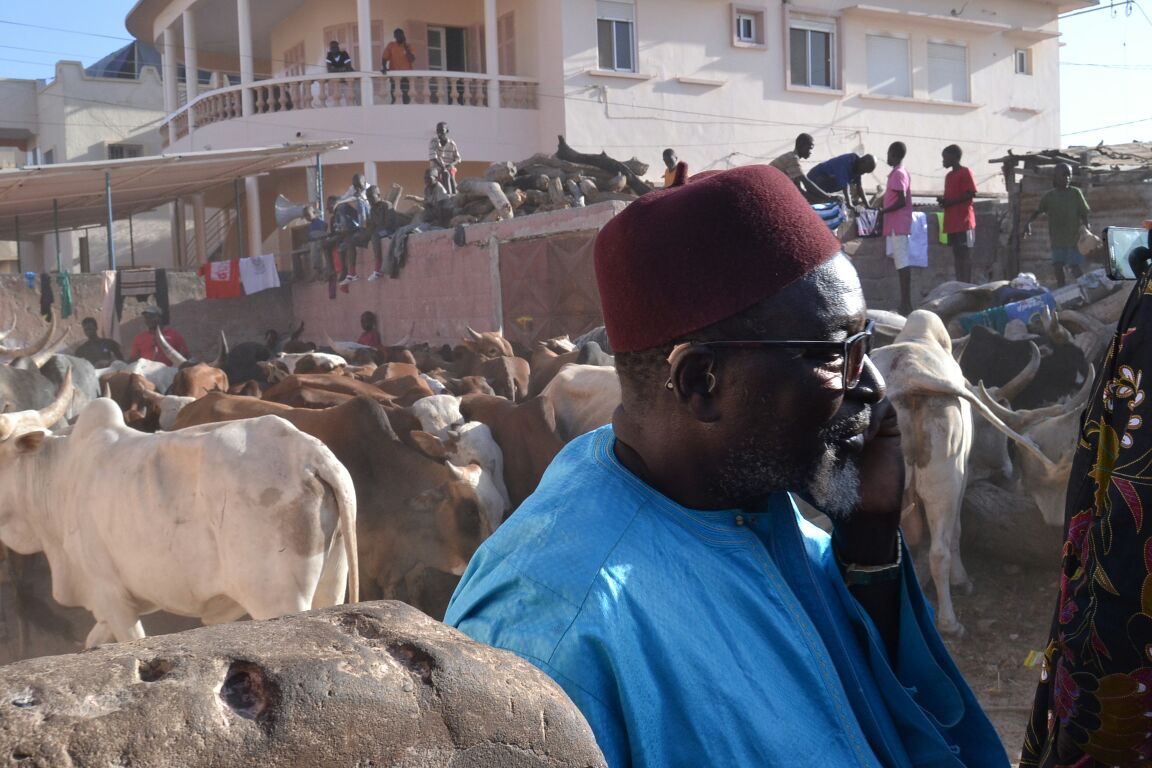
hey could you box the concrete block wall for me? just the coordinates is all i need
[291,203,626,346]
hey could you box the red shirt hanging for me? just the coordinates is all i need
[198,260,243,299]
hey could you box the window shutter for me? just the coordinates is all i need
[866,35,909,97]
[597,0,635,22]
[928,42,968,102]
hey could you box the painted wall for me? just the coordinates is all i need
[292,201,622,345]
[557,0,1063,195]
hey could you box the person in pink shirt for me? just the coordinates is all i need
[878,142,914,315]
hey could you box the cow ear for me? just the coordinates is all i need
[14,430,46,454]
[410,430,449,461]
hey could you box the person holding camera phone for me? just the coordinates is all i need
[382,28,416,105]
[1024,163,1090,288]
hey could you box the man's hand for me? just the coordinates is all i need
[833,397,903,566]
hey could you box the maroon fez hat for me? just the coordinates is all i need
[594,164,842,353]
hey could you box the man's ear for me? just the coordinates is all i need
[667,346,721,423]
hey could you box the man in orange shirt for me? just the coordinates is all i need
[382,28,415,105]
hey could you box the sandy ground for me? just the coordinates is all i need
[933,554,1060,766]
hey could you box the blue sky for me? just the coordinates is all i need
[0,1,1142,148]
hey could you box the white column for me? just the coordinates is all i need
[162,27,179,115]
[237,0,254,116]
[363,162,378,187]
[485,0,500,108]
[244,176,262,258]
[182,11,199,102]
[357,0,374,106]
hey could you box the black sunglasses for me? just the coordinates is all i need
[668,320,875,391]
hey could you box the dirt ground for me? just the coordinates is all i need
[932,551,1061,766]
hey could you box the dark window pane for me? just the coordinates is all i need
[789,28,807,86]
[614,21,633,71]
[811,31,830,87]
[598,19,615,69]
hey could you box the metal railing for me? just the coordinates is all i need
[162,71,540,145]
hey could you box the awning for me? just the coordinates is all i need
[0,140,352,240]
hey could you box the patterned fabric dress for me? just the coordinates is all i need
[1022,274,1152,767]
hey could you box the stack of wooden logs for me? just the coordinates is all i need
[409,135,655,226]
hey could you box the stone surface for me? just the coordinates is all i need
[0,601,606,768]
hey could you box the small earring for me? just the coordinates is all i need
[705,372,717,392]
[665,378,674,391]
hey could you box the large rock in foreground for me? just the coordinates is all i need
[0,601,607,767]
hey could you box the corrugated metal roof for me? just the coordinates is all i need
[0,141,350,240]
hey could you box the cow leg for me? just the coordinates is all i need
[948,510,974,596]
[85,612,144,647]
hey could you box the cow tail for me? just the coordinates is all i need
[317,456,360,604]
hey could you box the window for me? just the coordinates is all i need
[927,41,969,102]
[866,34,910,97]
[427,26,468,71]
[789,17,836,89]
[1015,48,1032,76]
[498,12,516,75]
[732,6,765,47]
[597,0,636,72]
[107,143,144,160]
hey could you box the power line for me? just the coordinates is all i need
[0,18,131,42]
[1064,116,1152,136]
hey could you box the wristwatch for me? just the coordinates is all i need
[834,530,903,587]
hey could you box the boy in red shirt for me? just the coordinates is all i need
[129,305,190,365]
[937,144,977,283]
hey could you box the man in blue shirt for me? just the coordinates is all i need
[807,152,876,206]
[447,165,1006,767]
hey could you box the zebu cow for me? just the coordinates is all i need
[975,371,1094,526]
[870,311,1053,637]
[173,393,487,619]
[0,379,358,646]
[262,373,395,409]
[461,394,566,509]
[456,327,529,401]
[541,364,621,442]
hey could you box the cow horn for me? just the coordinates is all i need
[973,381,1029,432]
[951,334,969,362]
[1069,363,1096,410]
[212,330,229,368]
[30,326,72,370]
[0,314,56,360]
[290,320,305,341]
[153,326,187,367]
[37,369,73,427]
[995,341,1041,403]
[465,326,483,342]
[391,321,416,348]
[101,380,112,399]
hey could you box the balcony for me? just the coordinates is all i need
[162,71,538,147]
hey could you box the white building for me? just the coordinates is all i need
[0,49,172,273]
[123,0,1093,261]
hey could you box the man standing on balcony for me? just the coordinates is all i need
[429,122,462,195]
[325,41,353,73]
[382,28,416,105]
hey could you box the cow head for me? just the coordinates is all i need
[974,367,1095,525]
[462,327,513,360]
[0,371,72,553]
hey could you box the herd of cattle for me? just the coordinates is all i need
[0,279,1119,653]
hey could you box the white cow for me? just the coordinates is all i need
[541,364,621,442]
[411,394,465,438]
[0,381,359,647]
[871,310,1053,637]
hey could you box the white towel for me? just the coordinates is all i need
[239,254,281,295]
[99,270,119,343]
[908,212,929,268]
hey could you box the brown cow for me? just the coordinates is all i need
[460,394,565,509]
[262,373,395,409]
[528,337,579,397]
[173,393,489,619]
[101,372,160,432]
[167,363,229,398]
[370,363,436,406]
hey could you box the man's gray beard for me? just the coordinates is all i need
[715,431,862,518]
[805,445,860,520]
